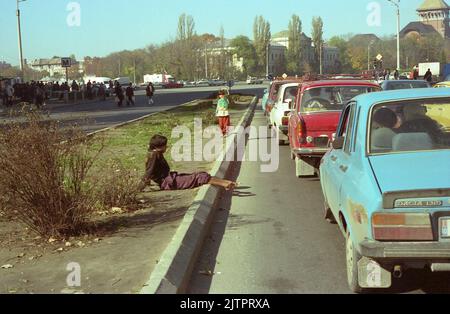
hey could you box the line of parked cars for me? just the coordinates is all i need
[262,74,450,293]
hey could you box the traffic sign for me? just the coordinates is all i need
[376,54,383,61]
[61,58,72,68]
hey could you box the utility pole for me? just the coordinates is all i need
[368,40,375,71]
[266,43,270,78]
[204,43,208,79]
[388,0,401,71]
[17,0,26,81]
[319,42,323,75]
[133,59,136,84]
[118,58,121,77]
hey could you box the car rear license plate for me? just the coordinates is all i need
[440,218,450,239]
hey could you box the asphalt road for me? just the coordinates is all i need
[1,85,266,134]
[187,109,450,294]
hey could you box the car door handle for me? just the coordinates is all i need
[339,165,348,173]
[330,155,337,161]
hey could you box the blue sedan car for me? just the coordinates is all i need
[320,88,450,293]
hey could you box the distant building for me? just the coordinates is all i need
[400,0,450,38]
[267,43,286,75]
[199,39,240,78]
[323,45,340,73]
[0,61,12,71]
[29,57,79,77]
[271,30,339,74]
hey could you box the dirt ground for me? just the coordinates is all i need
[0,98,252,294]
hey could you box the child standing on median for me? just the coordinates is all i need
[216,90,230,136]
[139,135,237,191]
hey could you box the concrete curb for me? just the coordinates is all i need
[140,96,258,294]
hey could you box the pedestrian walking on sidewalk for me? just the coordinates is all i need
[146,82,155,105]
[139,134,237,191]
[394,69,399,80]
[115,82,124,107]
[87,80,93,99]
[424,68,433,83]
[99,83,106,101]
[34,86,45,109]
[5,83,14,107]
[216,90,230,136]
[126,83,135,106]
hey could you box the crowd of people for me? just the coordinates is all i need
[0,79,159,109]
[373,65,435,83]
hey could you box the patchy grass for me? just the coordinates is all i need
[91,101,218,174]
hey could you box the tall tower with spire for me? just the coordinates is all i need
[417,0,450,38]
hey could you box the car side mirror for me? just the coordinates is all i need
[332,137,345,150]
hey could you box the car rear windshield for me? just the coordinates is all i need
[301,86,378,113]
[270,83,284,100]
[387,81,429,90]
[369,100,450,154]
[283,86,298,102]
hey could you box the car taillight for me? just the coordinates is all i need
[297,122,304,139]
[372,213,433,241]
[282,111,291,126]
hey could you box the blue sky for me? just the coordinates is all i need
[0,0,426,65]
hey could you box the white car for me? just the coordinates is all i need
[247,77,264,85]
[269,83,300,145]
[196,79,212,87]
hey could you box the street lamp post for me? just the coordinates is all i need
[368,40,375,71]
[16,0,26,81]
[266,42,270,78]
[388,0,401,71]
[320,41,323,75]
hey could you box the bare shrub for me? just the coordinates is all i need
[0,110,103,237]
[94,160,141,211]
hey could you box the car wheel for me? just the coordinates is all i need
[346,231,365,293]
[324,201,337,224]
[290,150,296,160]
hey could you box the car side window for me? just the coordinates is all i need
[352,107,361,153]
[343,103,356,154]
[337,105,351,137]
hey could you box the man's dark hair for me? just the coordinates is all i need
[149,134,168,150]
[374,107,397,128]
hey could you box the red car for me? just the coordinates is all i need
[288,79,381,177]
[162,80,184,89]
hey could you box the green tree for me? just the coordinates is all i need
[287,15,302,75]
[328,36,354,73]
[311,17,324,73]
[230,35,257,76]
[253,15,271,76]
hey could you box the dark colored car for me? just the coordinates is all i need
[380,80,431,90]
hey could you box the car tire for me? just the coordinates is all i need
[290,150,296,160]
[324,201,337,224]
[346,231,365,293]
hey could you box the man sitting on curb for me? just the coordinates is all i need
[139,134,237,191]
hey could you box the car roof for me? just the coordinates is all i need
[280,82,300,88]
[273,79,302,85]
[353,88,450,106]
[384,79,428,84]
[301,80,379,89]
